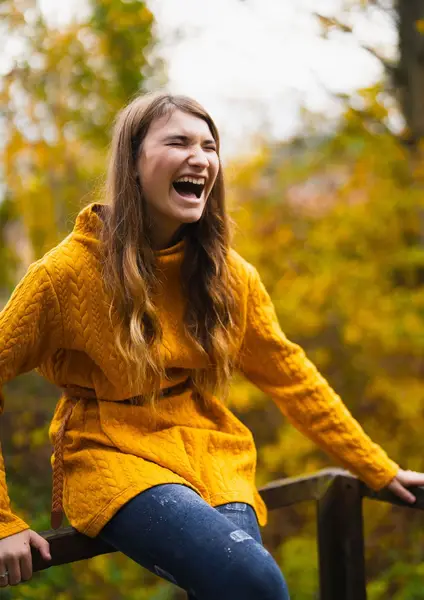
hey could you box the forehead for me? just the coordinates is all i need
[147,108,214,140]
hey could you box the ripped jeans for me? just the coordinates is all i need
[98,483,290,600]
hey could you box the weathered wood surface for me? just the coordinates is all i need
[317,476,366,600]
[31,527,115,572]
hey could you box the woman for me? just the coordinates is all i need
[0,92,422,600]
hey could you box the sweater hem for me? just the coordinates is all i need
[72,482,268,537]
[76,481,203,538]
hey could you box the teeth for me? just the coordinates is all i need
[174,176,205,185]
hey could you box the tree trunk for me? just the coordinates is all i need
[397,0,424,144]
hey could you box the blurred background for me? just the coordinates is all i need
[1,0,424,598]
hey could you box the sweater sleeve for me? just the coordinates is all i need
[0,260,62,539]
[238,266,399,490]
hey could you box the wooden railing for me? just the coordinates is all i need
[31,468,424,599]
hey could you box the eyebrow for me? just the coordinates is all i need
[163,134,217,145]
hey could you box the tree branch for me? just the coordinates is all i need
[313,12,396,76]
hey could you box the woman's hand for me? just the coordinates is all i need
[387,469,424,504]
[0,529,51,587]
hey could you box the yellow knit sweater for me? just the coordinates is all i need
[0,203,399,540]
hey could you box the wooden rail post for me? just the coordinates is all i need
[317,476,366,600]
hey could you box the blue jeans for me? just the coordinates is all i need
[98,483,290,600]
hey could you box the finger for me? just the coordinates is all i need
[29,532,51,562]
[401,471,424,487]
[390,480,416,504]
[6,556,21,586]
[0,561,9,588]
[20,551,32,582]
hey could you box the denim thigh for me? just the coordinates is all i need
[185,500,264,600]
[98,483,289,600]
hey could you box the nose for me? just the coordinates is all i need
[187,145,209,169]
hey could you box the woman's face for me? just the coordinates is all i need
[136,109,220,247]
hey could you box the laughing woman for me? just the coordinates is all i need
[0,93,422,600]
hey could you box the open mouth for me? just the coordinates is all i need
[172,177,205,199]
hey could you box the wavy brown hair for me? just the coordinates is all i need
[100,92,236,404]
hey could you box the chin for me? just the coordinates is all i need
[182,214,203,224]
[175,208,205,225]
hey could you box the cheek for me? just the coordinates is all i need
[208,160,220,191]
[140,157,169,195]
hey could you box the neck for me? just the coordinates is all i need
[150,224,186,250]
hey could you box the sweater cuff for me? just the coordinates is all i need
[0,515,30,541]
[357,456,399,492]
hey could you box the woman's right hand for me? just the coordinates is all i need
[0,529,51,587]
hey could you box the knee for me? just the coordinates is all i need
[245,556,289,600]
[226,548,290,600]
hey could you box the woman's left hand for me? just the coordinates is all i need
[386,469,424,504]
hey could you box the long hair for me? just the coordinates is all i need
[100,92,236,404]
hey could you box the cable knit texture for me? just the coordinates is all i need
[0,203,399,540]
